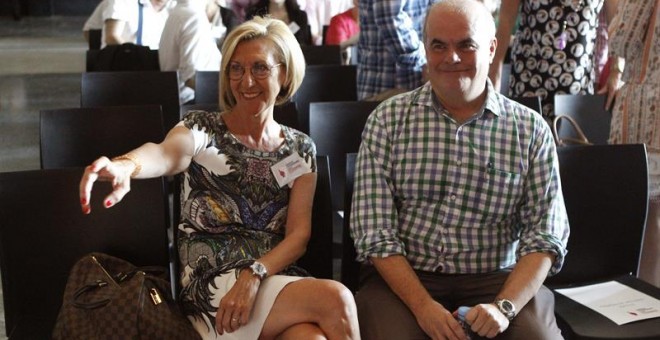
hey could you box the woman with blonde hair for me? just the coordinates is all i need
[80,16,360,339]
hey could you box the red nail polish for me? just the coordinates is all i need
[105,200,112,207]
[80,198,87,205]
[83,206,91,214]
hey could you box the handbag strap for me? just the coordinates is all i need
[552,115,592,146]
[72,280,111,309]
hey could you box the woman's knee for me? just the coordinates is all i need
[275,322,327,340]
[313,279,357,315]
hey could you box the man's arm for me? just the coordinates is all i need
[104,19,126,45]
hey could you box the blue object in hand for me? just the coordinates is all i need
[457,306,471,322]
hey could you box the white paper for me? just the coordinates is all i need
[555,281,660,325]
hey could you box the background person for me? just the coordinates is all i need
[102,0,174,49]
[80,17,360,339]
[350,1,569,339]
[356,0,434,101]
[600,0,660,288]
[490,0,618,120]
[246,0,311,45]
[158,0,222,104]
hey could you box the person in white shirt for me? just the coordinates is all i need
[103,0,174,49]
[159,0,222,104]
[304,0,352,45]
[83,0,108,42]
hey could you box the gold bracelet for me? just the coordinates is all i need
[111,153,142,178]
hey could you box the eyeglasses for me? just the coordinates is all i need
[227,62,282,80]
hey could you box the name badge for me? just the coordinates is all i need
[288,21,301,34]
[271,153,307,187]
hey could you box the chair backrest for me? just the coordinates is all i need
[500,63,511,94]
[341,152,360,292]
[193,70,220,105]
[86,44,160,72]
[179,101,301,131]
[309,101,379,210]
[301,45,343,65]
[88,29,102,50]
[545,144,648,287]
[80,71,180,131]
[510,95,542,115]
[40,105,164,169]
[292,65,358,133]
[553,94,611,144]
[0,168,170,338]
[291,155,335,279]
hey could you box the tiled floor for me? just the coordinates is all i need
[0,15,88,338]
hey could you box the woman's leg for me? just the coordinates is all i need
[275,322,326,340]
[259,278,360,340]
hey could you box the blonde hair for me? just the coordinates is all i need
[219,16,306,110]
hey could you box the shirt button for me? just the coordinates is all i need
[450,194,457,201]
[456,159,462,166]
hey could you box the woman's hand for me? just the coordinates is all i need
[79,156,137,214]
[215,269,261,334]
[597,57,625,110]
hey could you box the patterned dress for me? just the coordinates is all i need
[508,0,604,119]
[176,111,317,338]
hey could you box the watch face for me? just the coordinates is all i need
[501,300,514,312]
[251,261,267,279]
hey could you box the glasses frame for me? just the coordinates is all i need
[227,62,283,81]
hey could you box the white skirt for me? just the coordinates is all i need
[188,269,304,340]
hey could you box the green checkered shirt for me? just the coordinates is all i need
[351,82,569,275]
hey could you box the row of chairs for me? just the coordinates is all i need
[79,64,358,134]
[194,64,358,133]
[85,39,344,72]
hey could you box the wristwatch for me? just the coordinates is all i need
[249,261,267,280]
[494,298,516,321]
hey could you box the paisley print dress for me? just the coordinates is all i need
[508,0,604,119]
[176,110,317,338]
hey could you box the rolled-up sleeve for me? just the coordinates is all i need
[350,105,406,262]
[517,121,570,275]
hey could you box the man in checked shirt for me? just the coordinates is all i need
[350,1,569,339]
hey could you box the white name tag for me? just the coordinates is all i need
[288,21,301,34]
[271,153,307,187]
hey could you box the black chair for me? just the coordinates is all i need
[510,95,542,115]
[309,101,379,210]
[297,155,334,280]
[39,105,164,169]
[292,65,358,133]
[179,101,301,131]
[86,44,160,72]
[546,144,660,339]
[193,70,220,105]
[88,29,102,50]
[500,63,511,94]
[554,94,611,144]
[0,168,171,339]
[301,45,343,65]
[80,71,180,131]
[341,152,360,292]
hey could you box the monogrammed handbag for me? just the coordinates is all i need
[52,252,200,340]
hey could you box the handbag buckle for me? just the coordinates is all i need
[149,288,163,305]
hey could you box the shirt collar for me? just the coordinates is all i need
[418,79,501,122]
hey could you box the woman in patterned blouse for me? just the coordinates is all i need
[79,16,360,340]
